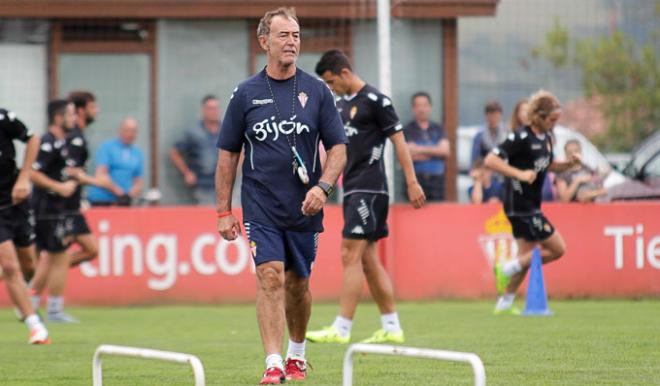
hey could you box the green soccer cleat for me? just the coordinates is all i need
[306,326,350,344]
[360,329,405,344]
[494,261,512,295]
[493,306,522,316]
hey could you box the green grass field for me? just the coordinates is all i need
[1,300,659,385]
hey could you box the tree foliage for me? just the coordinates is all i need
[532,13,660,152]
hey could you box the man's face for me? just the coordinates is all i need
[202,99,220,123]
[261,15,300,67]
[119,119,138,145]
[63,103,76,130]
[485,111,501,129]
[412,96,432,123]
[320,70,351,96]
[541,110,561,132]
[80,101,98,125]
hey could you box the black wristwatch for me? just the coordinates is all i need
[316,181,334,197]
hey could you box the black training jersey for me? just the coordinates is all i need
[63,126,88,211]
[337,84,402,196]
[0,109,34,207]
[492,126,554,216]
[32,131,70,216]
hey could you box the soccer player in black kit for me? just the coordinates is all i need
[30,100,80,323]
[485,90,582,314]
[31,92,106,323]
[307,50,425,344]
[0,108,51,344]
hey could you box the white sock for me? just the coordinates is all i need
[286,339,306,360]
[502,259,523,277]
[47,296,63,314]
[265,354,284,370]
[332,315,353,337]
[381,312,402,333]
[24,314,41,329]
[495,293,516,311]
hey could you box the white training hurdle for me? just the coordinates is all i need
[343,343,486,386]
[92,344,206,386]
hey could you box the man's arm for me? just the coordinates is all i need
[11,135,39,204]
[484,152,537,184]
[414,138,451,158]
[30,170,77,198]
[215,149,241,240]
[556,174,590,202]
[390,131,425,208]
[170,147,196,186]
[301,143,346,216]
[129,177,144,199]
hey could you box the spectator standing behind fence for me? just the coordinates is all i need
[170,95,221,205]
[471,101,507,165]
[555,140,607,202]
[87,118,144,206]
[468,158,503,204]
[403,92,450,201]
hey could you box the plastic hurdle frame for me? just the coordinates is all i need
[92,344,205,386]
[343,343,486,386]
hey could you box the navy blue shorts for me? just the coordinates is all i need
[244,221,319,278]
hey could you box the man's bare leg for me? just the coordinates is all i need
[16,245,36,282]
[361,241,395,314]
[256,261,286,370]
[69,233,98,267]
[337,238,369,319]
[284,269,311,369]
[0,241,34,317]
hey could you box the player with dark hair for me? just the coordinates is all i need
[485,89,581,314]
[30,100,81,323]
[0,108,51,343]
[63,90,100,267]
[306,49,425,345]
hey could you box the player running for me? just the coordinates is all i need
[485,90,580,314]
[30,100,81,323]
[30,92,106,323]
[215,8,347,384]
[306,50,425,345]
[0,108,51,344]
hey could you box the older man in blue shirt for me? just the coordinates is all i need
[87,117,144,206]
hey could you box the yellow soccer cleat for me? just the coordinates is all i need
[360,329,405,344]
[306,325,350,344]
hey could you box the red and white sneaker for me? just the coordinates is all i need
[28,324,51,345]
[285,358,307,381]
[259,367,285,385]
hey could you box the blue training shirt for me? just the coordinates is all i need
[217,68,347,232]
[87,138,144,202]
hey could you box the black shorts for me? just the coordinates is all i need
[68,212,91,236]
[508,213,555,242]
[342,193,389,241]
[0,202,36,248]
[35,215,74,253]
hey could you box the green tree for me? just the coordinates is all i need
[532,13,660,152]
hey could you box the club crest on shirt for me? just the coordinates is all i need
[298,92,308,108]
[350,106,358,119]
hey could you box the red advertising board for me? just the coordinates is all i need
[1,203,659,306]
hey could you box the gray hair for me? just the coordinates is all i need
[256,7,299,38]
